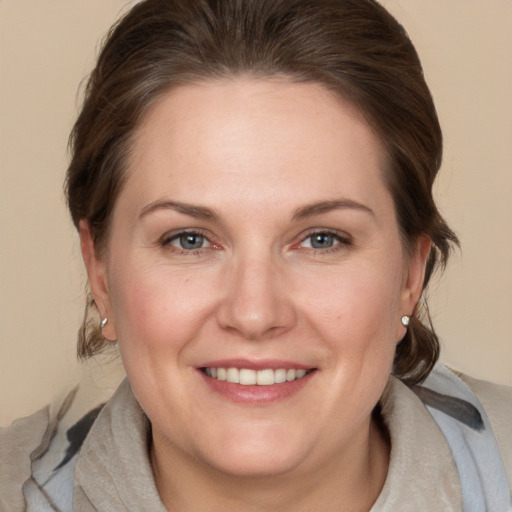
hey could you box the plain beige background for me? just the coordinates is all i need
[1,0,511,427]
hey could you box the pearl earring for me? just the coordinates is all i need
[401,315,410,327]
[100,317,108,333]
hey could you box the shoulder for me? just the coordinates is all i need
[459,372,512,486]
[377,366,512,509]
[0,381,110,512]
[0,407,50,512]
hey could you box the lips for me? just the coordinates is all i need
[202,367,309,385]
[198,360,316,403]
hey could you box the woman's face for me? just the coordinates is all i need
[84,78,427,478]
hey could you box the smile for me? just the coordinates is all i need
[202,367,310,386]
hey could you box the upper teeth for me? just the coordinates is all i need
[204,367,308,385]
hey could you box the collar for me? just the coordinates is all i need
[371,375,462,510]
[73,379,166,511]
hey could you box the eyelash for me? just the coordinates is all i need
[296,229,352,254]
[160,229,215,255]
[159,229,352,255]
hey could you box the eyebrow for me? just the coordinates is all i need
[139,198,374,222]
[139,200,220,221]
[291,199,375,221]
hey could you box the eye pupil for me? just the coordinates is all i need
[311,233,334,248]
[180,233,204,249]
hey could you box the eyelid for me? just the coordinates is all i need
[294,228,353,250]
[158,227,351,253]
[171,233,211,249]
[160,228,218,250]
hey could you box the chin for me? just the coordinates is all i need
[207,450,305,479]
[198,426,310,478]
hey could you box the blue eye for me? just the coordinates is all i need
[300,231,349,250]
[309,233,336,249]
[168,232,211,250]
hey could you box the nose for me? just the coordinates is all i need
[216,255,297,341]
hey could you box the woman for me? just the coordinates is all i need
[1,0,511,510]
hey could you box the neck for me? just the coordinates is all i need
[150,418,389,512]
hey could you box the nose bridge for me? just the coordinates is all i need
[217,248,295,340]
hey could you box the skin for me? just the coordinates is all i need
[81,78,430,511]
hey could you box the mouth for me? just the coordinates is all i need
[200,367,312,385]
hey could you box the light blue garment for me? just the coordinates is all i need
[418,365,512,512]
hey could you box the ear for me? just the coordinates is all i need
[399,234,431,332]
[79,220,117,341]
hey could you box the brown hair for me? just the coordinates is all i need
[66,0,458,384]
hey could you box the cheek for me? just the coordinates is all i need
[299,263,404,353]
[306,269,401,328]
[108,262,217,352]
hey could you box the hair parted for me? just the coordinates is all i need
[66,0,458,385]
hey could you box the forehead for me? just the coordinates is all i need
[122,78,391,218]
